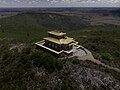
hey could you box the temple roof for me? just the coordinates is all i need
[44,36,74,44]
[48,31,66,36]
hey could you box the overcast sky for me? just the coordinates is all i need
[0,0,120,7]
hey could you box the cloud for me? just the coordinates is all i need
[0,0,119,7]
[49,0,120,3]
[97,0,120,3]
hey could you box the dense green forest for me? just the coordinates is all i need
[0,13,120,90]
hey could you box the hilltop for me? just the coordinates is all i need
[0,13,88,42]
[0,11,120,42]
[0,11,120,90]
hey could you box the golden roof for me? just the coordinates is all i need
[48,31,66,36]
[44,36,74,44]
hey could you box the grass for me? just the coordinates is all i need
[0,12,120,90]
[0,13,87,42]
[68,26,120,68]
[0,13,120,68]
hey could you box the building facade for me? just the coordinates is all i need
[35,31,78,55]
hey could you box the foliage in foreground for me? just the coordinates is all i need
[0,40,120,90]
[0,13,120,89]
[0,41,63,89]
[68,26,120,68]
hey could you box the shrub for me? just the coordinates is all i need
[32,52,63,72]
[101,53,112,60]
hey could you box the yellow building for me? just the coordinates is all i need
[35,31,78,55]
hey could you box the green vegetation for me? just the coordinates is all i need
[0,13,87,42]
[0,13,120,89]
[32,51,63,72]
[67,26,120,68]
[0,40,63,89]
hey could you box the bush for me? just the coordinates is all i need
[101,53,112,60]
[31,51,63,72]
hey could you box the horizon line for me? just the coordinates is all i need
[0,6,120,8]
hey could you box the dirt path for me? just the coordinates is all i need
[78,53,120,73]
[61,45,120,73]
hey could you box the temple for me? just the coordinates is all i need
[35,31,79,55]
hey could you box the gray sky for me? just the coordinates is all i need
[0,0,120,7]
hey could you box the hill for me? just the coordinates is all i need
[0,13,88,42]
[0,12,120,90]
